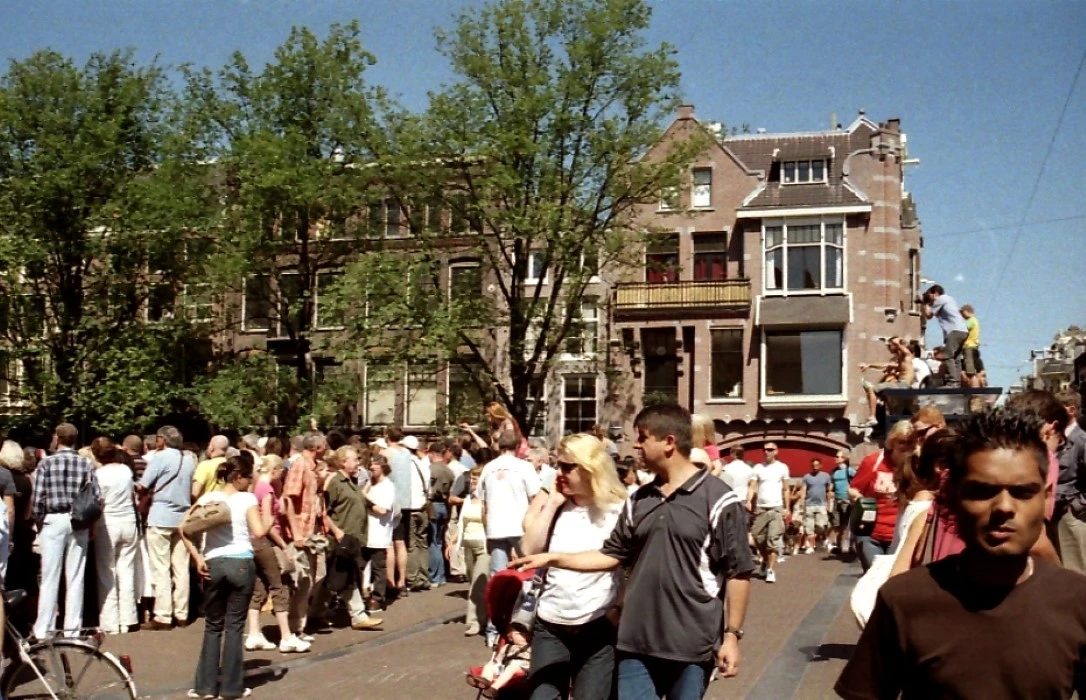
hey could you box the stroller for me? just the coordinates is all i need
[466,568,534,699]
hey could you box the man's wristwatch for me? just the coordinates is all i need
[724,626,744,641]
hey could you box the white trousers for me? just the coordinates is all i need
[34,513,89,639]
[94,518,140,633]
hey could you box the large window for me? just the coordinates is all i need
[646,234,680,283]
[526,251,548,285]
[641,328,679,402]
[385,201,402,237]
[315,270,345,330]
[764,220,844,293]
[184,283,214,323]
[563,376,597,435]
[908,249,920,312]
[406,365,438,427]
[365,364,397,424]
[764,330,843,396]
[449,262,481,302]
[242,276,273,331]
[448,361,488,426]
[692,168,712,208]
[693,233,727,281]
[564,299,598,356]
[711,329,743,398]
[781,160,827,184]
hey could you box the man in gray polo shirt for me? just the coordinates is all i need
[922,284,968,388]
[514,404,754,699]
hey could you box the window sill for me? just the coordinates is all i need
[760,396,848,409]
[761,289,847,297]
[704,398,745,405]
[557,353,599,362]
[690,206,715,212]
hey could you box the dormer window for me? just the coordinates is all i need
[782,159,827,184]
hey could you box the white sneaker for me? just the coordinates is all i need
[804,546,815,554]
[296,632,315,643]
[765,569,777,583]
[279,635,312,653]
[244,635,276,652]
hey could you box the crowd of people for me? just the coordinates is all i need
[1,350,1084,699]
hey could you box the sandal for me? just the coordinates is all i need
[466,672,490,689]
[481,687,500,699]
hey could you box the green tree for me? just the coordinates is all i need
[180,22,390,429]
[0,49,211,431]
[335,0,703,430]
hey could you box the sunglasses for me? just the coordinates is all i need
[556,460,579,474]
[765,448,778,452]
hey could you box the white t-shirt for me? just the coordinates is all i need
[409,455,430,510]
[912,357,931,388]
[198,491,258,560]
[366,479,396,549]
[720,461,755,498]
[478,454,541,539]
[752,461,791,508]
[537,501,623,626]
[97,463,137,524]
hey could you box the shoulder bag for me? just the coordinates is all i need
[509,505,561,631]
[412,459,433,518]
[180,499,232,539]
[139,452,184,521]
[70,475,102,530]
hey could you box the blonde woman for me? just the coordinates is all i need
[520,434,627,700]
[445,466,487,636]
[691,414,723,475]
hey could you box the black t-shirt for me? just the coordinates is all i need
[600,469,755,663]
[836,556,1086,699]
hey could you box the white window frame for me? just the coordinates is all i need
[241,275,272,332]
[762,217,847,296]
[0,354,26,408]
[759,329,848,407]
[183,282,214,324]
[315,270,345,331]
[448,261,482,302]
[707,327,744,401]
[384,200,405,238]
[691,167,712,208]
[561,374,599,436]
[525,251,549,286]
[405,364,439,428]
[907,249,920,313]
[561,298,599,360]
[658,185,679,212]
[781,159,828,185]
[363,363,398,425]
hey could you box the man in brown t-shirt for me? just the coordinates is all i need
[837,409,1086,699]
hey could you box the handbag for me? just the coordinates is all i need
[509,505,560,631]
[70,477,103,530]
[851,497,879,537]
[180,500,232,538]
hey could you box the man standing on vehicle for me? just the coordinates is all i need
[921,284,969,388]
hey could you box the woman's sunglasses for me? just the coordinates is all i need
[556,460,579,474]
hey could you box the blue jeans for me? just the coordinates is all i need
[528,616,616,700]
[428,503,449,585]
[618,654,712,700]
[194,557,256,699]
[485,537,521,638]
[855,535,892,573]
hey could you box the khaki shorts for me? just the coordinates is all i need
[751,507,784,554]
[803,505,830,533]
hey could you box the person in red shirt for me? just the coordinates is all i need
[849,421,916,571]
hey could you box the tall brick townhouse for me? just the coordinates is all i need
[591,106,924,470]
[219,106,923,471]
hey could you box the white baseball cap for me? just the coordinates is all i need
[402,435,420,451]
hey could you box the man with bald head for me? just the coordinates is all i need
[122,435,147,479]
[192,435,230,500]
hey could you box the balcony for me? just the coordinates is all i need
[613,279,751,320]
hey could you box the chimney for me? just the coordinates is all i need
[677,104,695,119]
[886,118,901,133]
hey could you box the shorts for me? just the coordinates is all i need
[803,505,830,532]
[392,515,410,542]
[751,507,784,555]
[963,347,984,374]
[831,500,852,528]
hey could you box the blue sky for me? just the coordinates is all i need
[1,0,1083,389]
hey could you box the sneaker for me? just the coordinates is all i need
[485,632,498,648]
[296,632,315,643]
[351,617,384,631]
[765,569,777,584]
[186,691,215,699]
[804,546,815,555]
[244,635,277,652]
[464,623,480,637]
[141,619,172,632]
[862,417,879,427]
[279,635,311,653]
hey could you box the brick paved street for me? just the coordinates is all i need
[105,552,859,700]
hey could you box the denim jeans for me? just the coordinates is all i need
[34,513,89,639]
[617,654,712,700]
[855,535,892,573]
[194,557,256,699]
[485,537,521,638]
[428,503,449,585]
[528,616,616,700]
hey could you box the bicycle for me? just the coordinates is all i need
[1,588,138,700]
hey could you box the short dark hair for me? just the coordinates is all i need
[1007,389,1070,435]
[217,455,254,483]
[445,443,463,459]
[385,425,404,443]
[327,430,348,451]
[731,446,745,460]
[945,409,1048,487]
[1056,389,1081,412]
[429,438,448,456]
[633,404,693,458]
[371,453,391,476]
[926,284,944,296]
[55,423,78,447]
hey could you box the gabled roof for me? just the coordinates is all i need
[724,117,879,211]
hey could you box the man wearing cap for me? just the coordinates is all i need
[401,434,431,592]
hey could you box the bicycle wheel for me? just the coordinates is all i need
[2,638,138,700]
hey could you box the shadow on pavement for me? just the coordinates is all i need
[801,643,856,662]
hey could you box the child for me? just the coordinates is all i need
[467,623,532,698]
